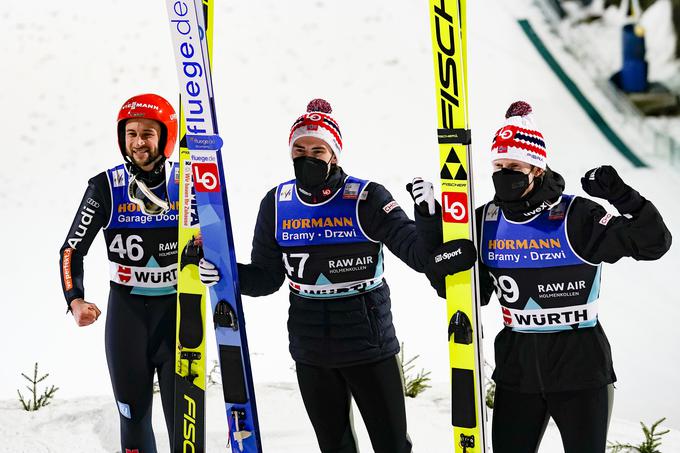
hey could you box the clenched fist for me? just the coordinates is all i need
[580,166,630,203]
[70,299,101,327]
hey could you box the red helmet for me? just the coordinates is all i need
[117,93,178,162]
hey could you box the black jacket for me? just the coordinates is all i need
[478,168,672,393]
[238,167,443,367]
[59,172,113,305]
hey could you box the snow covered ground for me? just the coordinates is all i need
[3,383,680,453]
[2,0,679,451]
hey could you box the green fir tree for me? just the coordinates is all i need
[399,343,431,398]
[608,418,670,453]
[17,363,59,411]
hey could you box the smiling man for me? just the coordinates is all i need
[59,94,180,453]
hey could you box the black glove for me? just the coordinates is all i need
[581,165,643,213]
[425,239,478,299]
[581,165,630,201]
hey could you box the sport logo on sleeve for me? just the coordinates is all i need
[599,213,613,226]
[382,200,399,214]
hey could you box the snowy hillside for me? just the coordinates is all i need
[2,0,679,451]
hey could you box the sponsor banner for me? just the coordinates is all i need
[290,277,383,298]
[343,183,361,199]
[485,203,500,221]
[279,183,294,202]
[382,200,399,214]
[62,248,74,291]
[191,151,220,192]
[187,134,223,151]
[501,301,599,330]
[167,0,215,135]
[599,213,613,226]
[442,191,468,223]
[109,262,178,288]
[182,160,195,228]
[112,168,125,188]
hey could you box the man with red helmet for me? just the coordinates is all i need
[59,94,180,452]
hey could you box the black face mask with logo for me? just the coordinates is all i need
[293,156,331,190]
[492,168,532,202]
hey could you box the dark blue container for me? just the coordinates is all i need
[622,23,646,62]
[620,23,648,92]
[621,58,648,92]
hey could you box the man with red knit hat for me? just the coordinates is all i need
[200,99,456,452]
[59,94,180,453]
[426,101,672,453]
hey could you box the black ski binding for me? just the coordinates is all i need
[459,434,475,452]
[448,310,473,345]
[214,300,238,331]
[181,351,202,383]
[180,236,203,270]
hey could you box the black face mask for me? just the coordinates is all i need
[293,156,330,189]
[492,168,532,202]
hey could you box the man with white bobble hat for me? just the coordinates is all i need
[426,101,671,453]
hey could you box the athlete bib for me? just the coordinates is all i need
[481,196,601,332]
[275,177,384,299]
[104,163,180,296]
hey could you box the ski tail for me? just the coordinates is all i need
[428,0,488,451]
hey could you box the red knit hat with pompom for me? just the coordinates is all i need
[491,101,547,169]
[289,99,343,158]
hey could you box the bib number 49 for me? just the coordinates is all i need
[490,274,519,303]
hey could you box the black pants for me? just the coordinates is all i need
[296,355,412,453]
[105,286,176,453]
[492,384,614,453]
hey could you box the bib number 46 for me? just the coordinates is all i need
[109,234,144,261]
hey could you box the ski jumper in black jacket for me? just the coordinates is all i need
[478,166,671,453]
[232,98,444,453]
[238,165,442,453]
[426,102,672,453]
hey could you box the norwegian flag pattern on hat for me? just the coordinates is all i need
[289,99,343,158]
[491,101,547,169]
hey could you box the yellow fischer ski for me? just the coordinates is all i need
[172,1,215,451]
[428,1,488,452]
